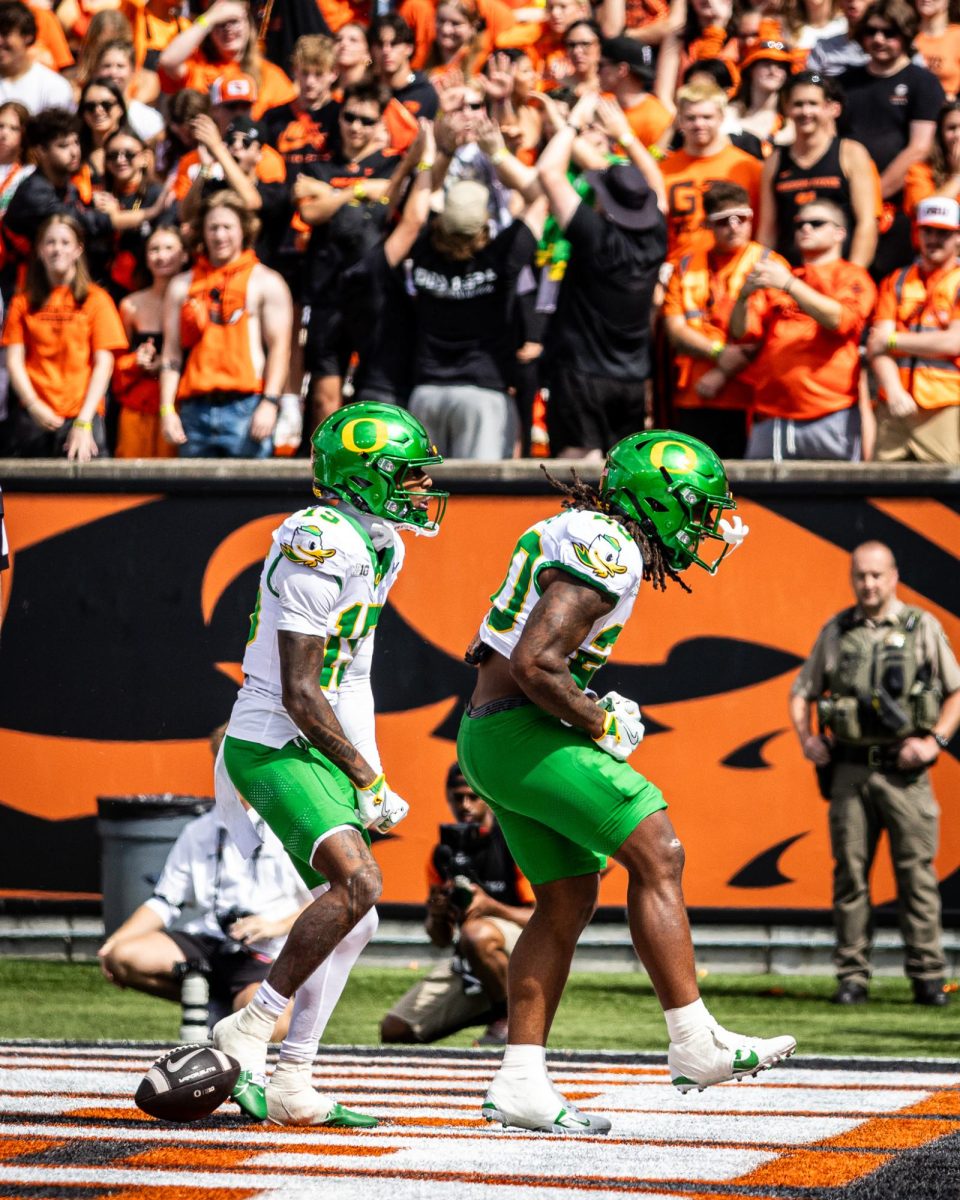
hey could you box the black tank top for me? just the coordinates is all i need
[773,137,854,263]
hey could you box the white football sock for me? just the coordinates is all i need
[279,906,379,1064]
[664,997,712,1044]
[497,1043,548,1077]
[251,980,289,1019]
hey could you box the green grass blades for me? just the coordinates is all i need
[1,960,954,1058]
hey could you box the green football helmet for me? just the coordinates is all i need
[600,430,737,573]
[311,403,448,536]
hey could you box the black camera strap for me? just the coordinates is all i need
[212,821,264,918]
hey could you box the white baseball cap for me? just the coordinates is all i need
[915,197,960,230]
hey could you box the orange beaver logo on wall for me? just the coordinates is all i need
[1,488,958,913]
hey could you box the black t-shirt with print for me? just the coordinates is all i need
[545,201,666,381]
[392,72,439,119]
[260,100,341,180]
[408,219,536,392]
[838,63,945,177]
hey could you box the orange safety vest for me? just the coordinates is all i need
[669,240,773,409]
[177,249,263,401]
[884,260,960,411]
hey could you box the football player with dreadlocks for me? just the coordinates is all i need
[212,402,448,1127]
[458,429,796,1135]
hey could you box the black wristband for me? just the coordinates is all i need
[932,731,949,750]
[261,394,280,407]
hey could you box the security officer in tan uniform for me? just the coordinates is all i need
[789,541,960,1007]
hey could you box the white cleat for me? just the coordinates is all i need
[266,1061,377,1128]
[481,1071,612,1135]
[211,1008,268,1082]
[669,1025,797,1094]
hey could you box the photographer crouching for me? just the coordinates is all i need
[381,764,535,1046]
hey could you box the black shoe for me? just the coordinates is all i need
[913,978,949,1007]
[832,980,868,1005]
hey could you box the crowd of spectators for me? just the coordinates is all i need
[0,0,956,465]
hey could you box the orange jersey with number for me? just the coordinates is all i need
[660,144,763,261]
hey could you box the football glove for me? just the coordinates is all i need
[718,515,750,552]
[592,692,644,761]
[355,774,410,833]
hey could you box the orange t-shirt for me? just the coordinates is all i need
[30,5,74,71]
[660,143,763,261]
[172,143,286,202]
[915,26,960,99]
[737,258,877,420]
[663,240,792,409]
[161,59,297,121]
[903,160,938,218]
[624,95,674,148]
[496,24,570,83]
[3,284,127,418]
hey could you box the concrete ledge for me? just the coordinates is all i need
[4,915,958,977]
[2,458,958,489]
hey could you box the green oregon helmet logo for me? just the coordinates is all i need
[650,440,696,472]
[341,418,391,454]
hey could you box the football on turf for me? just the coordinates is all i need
[135,1045,240,1122]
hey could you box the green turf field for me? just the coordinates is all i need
[1,959,954,1058]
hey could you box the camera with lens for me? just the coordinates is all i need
[216,905,256,955]
[432,823,482,914]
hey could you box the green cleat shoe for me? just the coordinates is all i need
[323,1102,378,1128]
[231,1070,268,1120]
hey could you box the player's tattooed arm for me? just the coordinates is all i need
[279,631,379,787]
[510,570,614,737]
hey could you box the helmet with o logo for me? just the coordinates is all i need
[311,403,448,535]
[600,430,737,573]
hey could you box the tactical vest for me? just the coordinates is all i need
[819,607,943,745]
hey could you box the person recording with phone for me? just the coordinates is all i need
[380,763,535,1046]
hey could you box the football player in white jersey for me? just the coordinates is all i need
[458,430,797,1134]
[212,402,448,1126]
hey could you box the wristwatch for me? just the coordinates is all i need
[931,731,949,750]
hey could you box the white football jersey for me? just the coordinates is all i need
[226,503,405,750]
[479,508,643,689]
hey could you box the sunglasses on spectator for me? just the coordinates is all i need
[105,147,140,162]
[565,39,598,49]
[794,216,837,228]
[221,101,251,112]
[461,100,485,110]
[342,111,378,126]
[228,133,258,147]
[864,23,900,38]
[82,99,118,114]
[708,210,752,228]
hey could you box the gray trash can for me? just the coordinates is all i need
[97,794,214,936]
